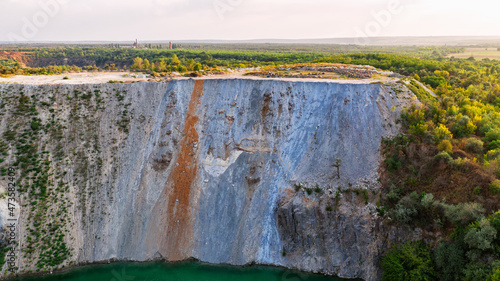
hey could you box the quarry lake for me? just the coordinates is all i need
[11,261,352,281]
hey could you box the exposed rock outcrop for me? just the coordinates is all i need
[0,78,416,280]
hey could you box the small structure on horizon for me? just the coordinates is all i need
[134,39,139,49]
[169,41,173,49]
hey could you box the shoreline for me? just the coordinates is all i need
[1,258,346,280]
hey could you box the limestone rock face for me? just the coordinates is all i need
[0,78,415,280]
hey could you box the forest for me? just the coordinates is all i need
[0,45,462,75]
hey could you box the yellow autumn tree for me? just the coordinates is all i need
[143,59,150,70]
[434,124,453,142]
[131,57,143,70]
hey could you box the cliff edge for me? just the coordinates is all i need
[0,78,416,280]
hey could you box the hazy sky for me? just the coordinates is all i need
[1,0,499,42]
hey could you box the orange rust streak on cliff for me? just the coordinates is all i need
[162,79,204,259]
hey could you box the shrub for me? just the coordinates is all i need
[30,121,41,131]
[488,211,500,238]
[325,206,333,212]
[377,206,389,217]
[409,165,418,176]
[486,149,500,161]
[462,262,492,281]
[465,138,484,154]
[406,176,419,187]
[437,140,453,154]
[473,186,482,195]
[409,123,429,137]
[464,219,497,253]
[391,203,418,225]
[408,80,437,101]
[451,157,468,169]
[443,202,484,226]
[434,124,453,142]
[385,157,402,172]
[490,140,500,150]
[381,241,437,281]
[3,130,15,141]
[361,189,369,204]
[390,192,420,225]
[386,184,402,203]
[491,180,500,195]
[491,262,500,281]
[434,151,453,164]
[453,115,477,138]
[421,75,447,88]
[434,241,466,281]
[420,193,435,209]
[0,246,9,268]
[485,128,500,143]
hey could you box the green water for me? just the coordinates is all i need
[12,261,352,281]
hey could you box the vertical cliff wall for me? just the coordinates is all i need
[0,78,416,280]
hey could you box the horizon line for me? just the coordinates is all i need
[2,35,500,44]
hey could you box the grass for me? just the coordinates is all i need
[447,48,500,60]
[408,79,436,102]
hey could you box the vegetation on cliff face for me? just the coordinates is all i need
[0,84,133,275]
[0,88,73,272]
[377,51,500,279]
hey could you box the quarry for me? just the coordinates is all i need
[0,76,418,280]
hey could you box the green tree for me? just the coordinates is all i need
[186,58,196,70]
[171,54,180,65]
[193,63,202,72]
[434,241,466,281]
[381,241,437,281]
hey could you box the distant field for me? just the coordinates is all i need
[448,47,500,60]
